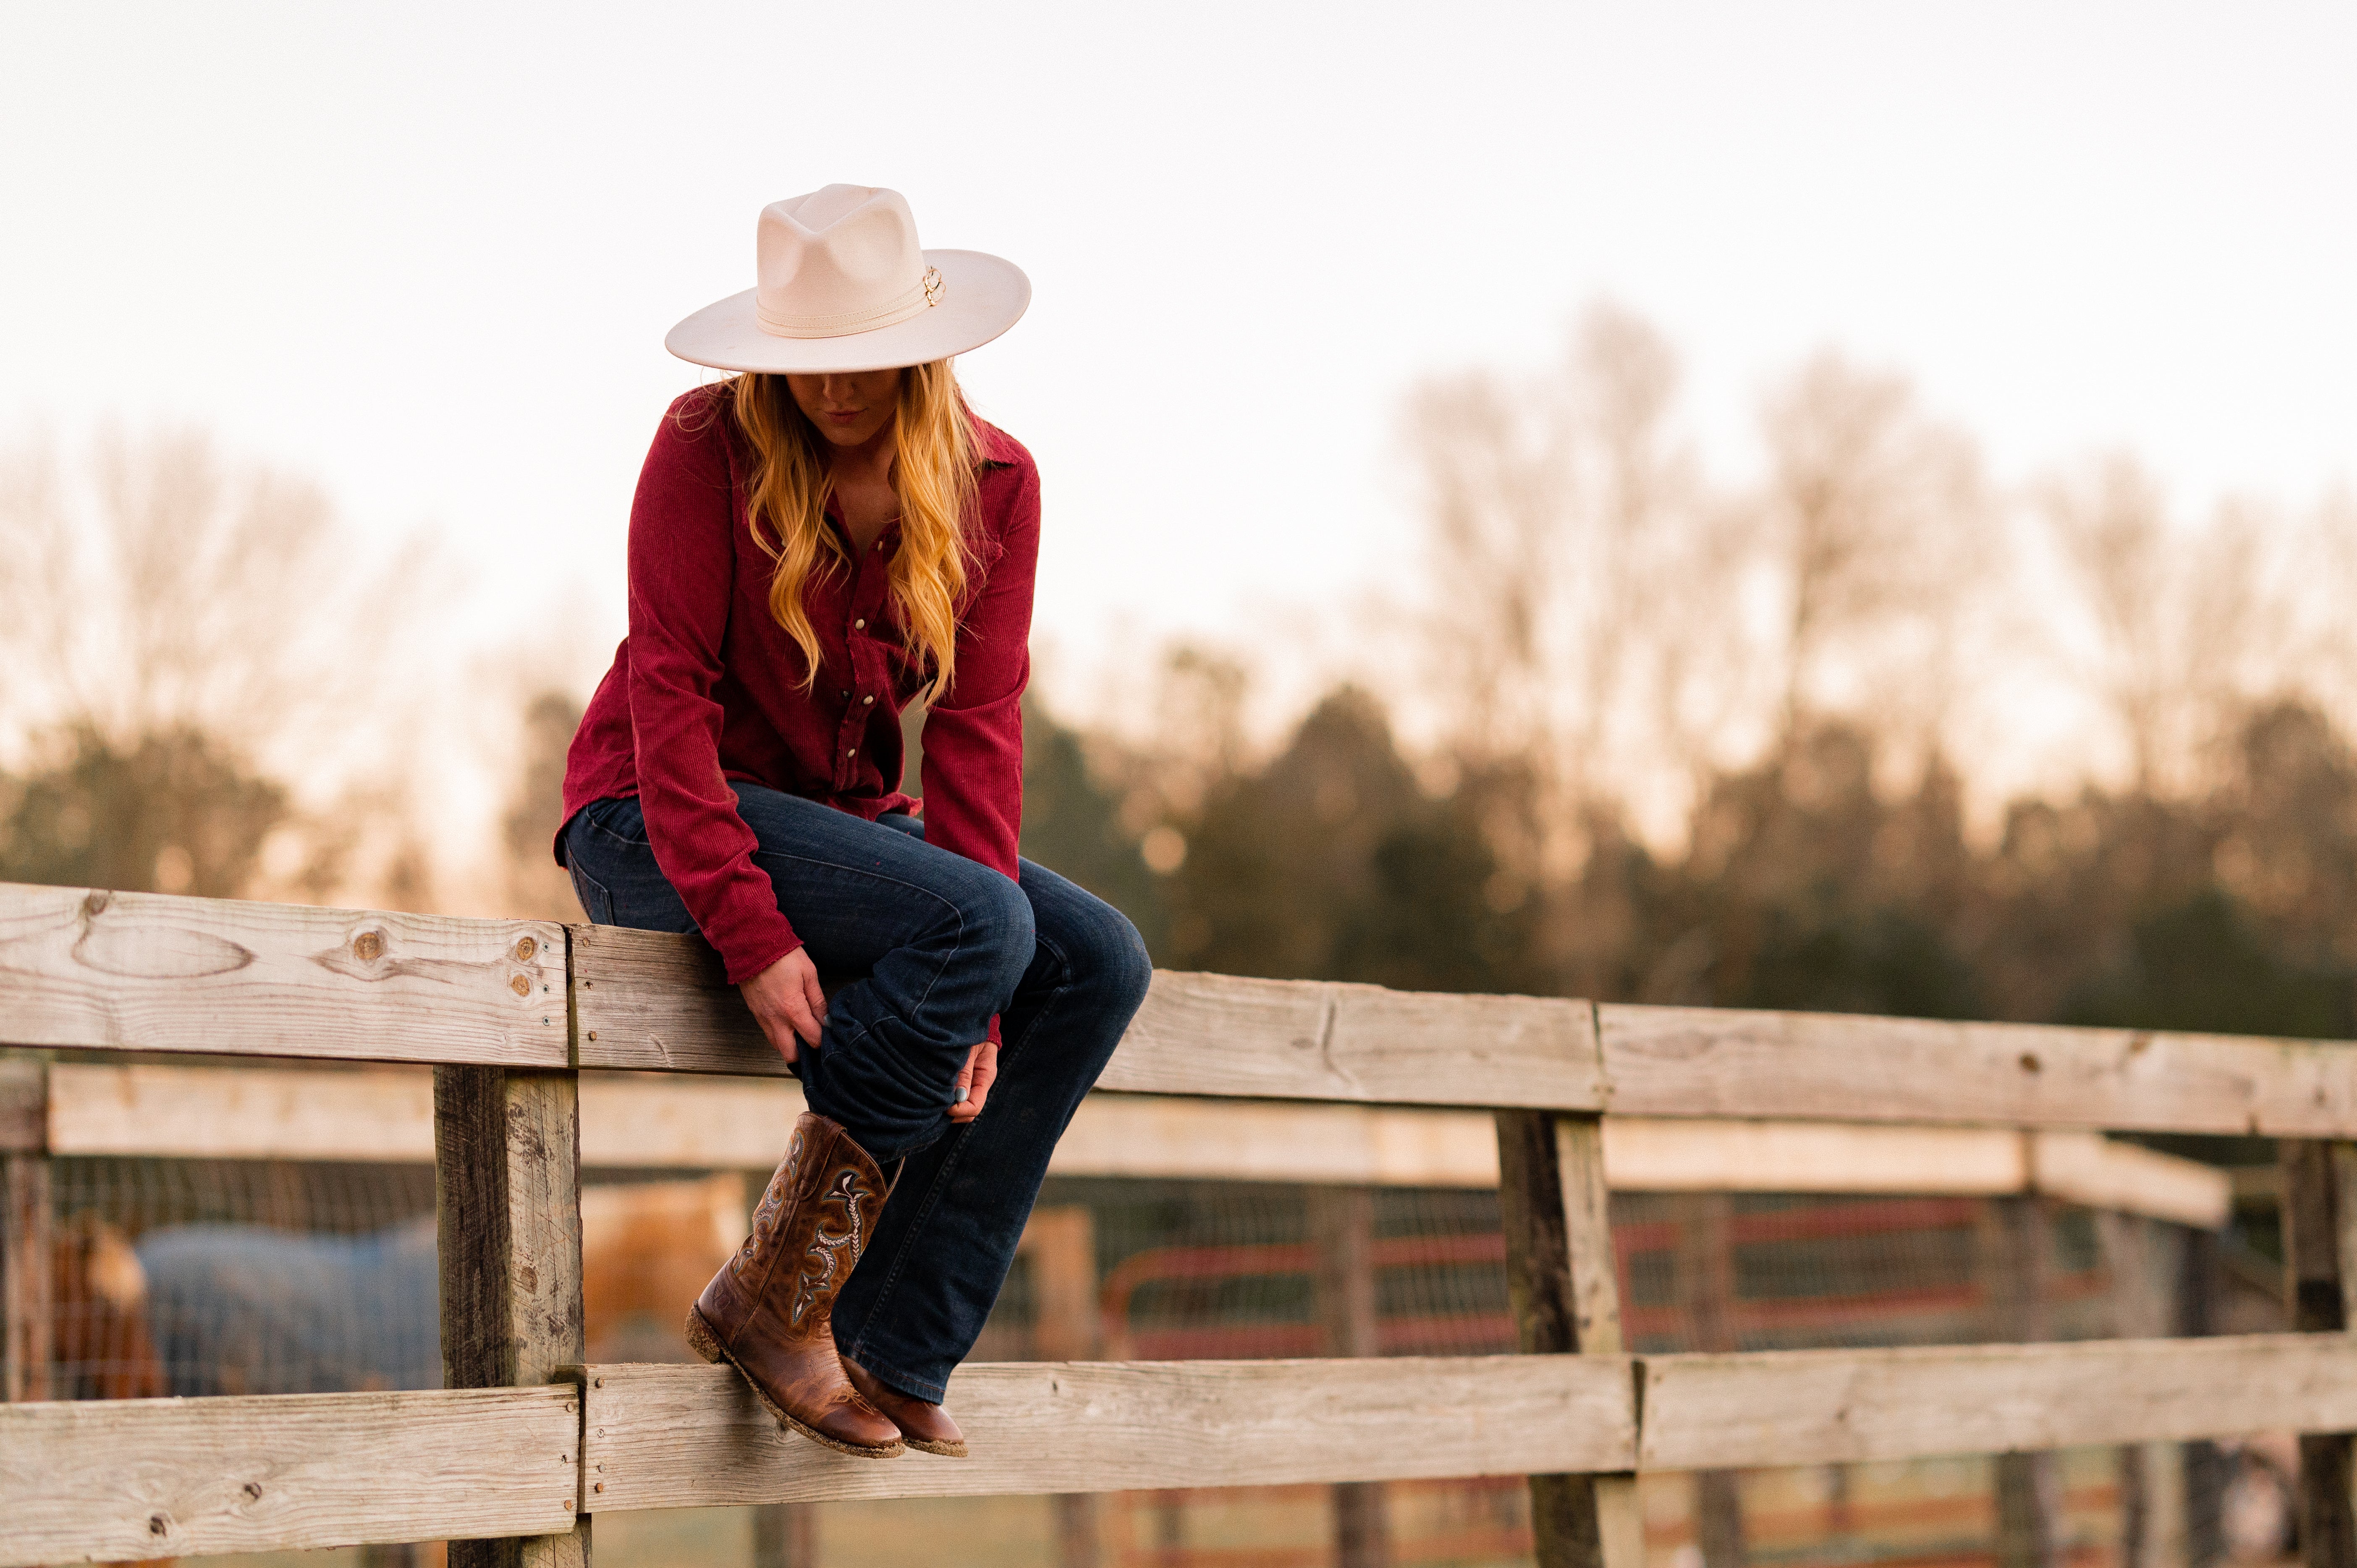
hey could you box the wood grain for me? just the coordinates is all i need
[0,883,564,1065]
[1496,1113,1641,1568]
[434,1069,587,1392]
[1600,1005,2357,1136]
[435,1067,589,1568]
[1639,1334,2357,1471]
[571,927,1605,1108]
[0,1385,578,1566]
[578,1356,1638,1511]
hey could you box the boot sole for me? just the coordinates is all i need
[903,1436,969,1458]
[684,1305,905,1460]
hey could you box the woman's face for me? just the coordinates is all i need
[785,368,904,449]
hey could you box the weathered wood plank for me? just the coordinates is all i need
[571,927,1605,1109]
[2033,1130,2229,1230]
[1600,1004,2357,1136]
[1,1152,49,1405]
[0,1385,578,1565]
[49,1061,439,1160]
[1639,1334,2357,1471]
[0,883,565,1065]
[33,1059,2234,1229]
[435,1067,589,1567]
[579,1356,1638,1510]
[0,1060,49,1403]
[0,1062,41,1155]
[1611,1116,2023,1198]
[2282,1140,2357,1568]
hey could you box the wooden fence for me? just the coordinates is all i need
[1,879,2352,1568]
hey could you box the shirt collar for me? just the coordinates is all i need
[969,416,1023,468]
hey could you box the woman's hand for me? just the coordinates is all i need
[741,948,829,1065]
[948,1037,998,1123]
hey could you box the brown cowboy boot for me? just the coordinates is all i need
[685,1112,904,1457]
[842,1353,968,1457]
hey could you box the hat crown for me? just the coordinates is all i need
[754,185,938,340]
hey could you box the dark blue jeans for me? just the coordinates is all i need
[560,785,1152,1401]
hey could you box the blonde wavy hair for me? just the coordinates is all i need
[723,361,978,706]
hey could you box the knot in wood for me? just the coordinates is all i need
[353,931,385,963]
[511,975,531,996]
[515,935,538,962]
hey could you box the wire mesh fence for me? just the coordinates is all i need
[21,1141,2302,1568]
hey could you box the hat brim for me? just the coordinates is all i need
[664,249,1031,374]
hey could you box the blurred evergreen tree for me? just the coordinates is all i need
[502,690,588,921]
[0,725,286,897]
[1016,694,1165,951]
[2061,887,2353,1040]
[1166,687,1536,992]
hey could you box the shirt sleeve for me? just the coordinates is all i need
[917,458,1037,889]
[624,399,804,984]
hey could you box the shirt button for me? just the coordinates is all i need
[854,618,866,630]
[847,747,857,757]
[862,695,874,705]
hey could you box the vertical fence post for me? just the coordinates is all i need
[2100,1212,2189,1568]
[2281,1140,2357,1568]
[1025,1206,1106,1568]
[1,1059,50,1406]
[1676,1192,1746,1568]
[2180,1227,2230,1568]
[1987,1193,2059,1568]
[1310,1185,1391,1568]
[1496,1111,1642,1568]
[436,1064,589,1568]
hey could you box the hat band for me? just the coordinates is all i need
[755,266,945,340]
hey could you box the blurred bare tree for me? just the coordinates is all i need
[1749,353,1991,752]
[1404,304,1714,806]
[0,425,430,901]
[500,690,588,920]
[2039,455,2294,795]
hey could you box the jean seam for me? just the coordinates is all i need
[843,948,1079,1377]
[843,1123,972,1364]
[747,848,975,1022]
[566,862,615,926]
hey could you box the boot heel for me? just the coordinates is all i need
[684,1306,726,1366]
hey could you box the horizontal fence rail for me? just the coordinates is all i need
[0,1385,579,1562]
[10,884,2357,1135]
[17,1060,2233,1227]
[5,1335,2352,1563]
[1,880,2352,1568]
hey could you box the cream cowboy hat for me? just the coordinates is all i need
[665,185,1031,374]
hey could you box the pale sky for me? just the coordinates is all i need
[5,1,2354,730]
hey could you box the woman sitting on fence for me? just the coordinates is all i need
[555,186,1152,1459]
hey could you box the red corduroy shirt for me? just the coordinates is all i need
[559,384,1036,992]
